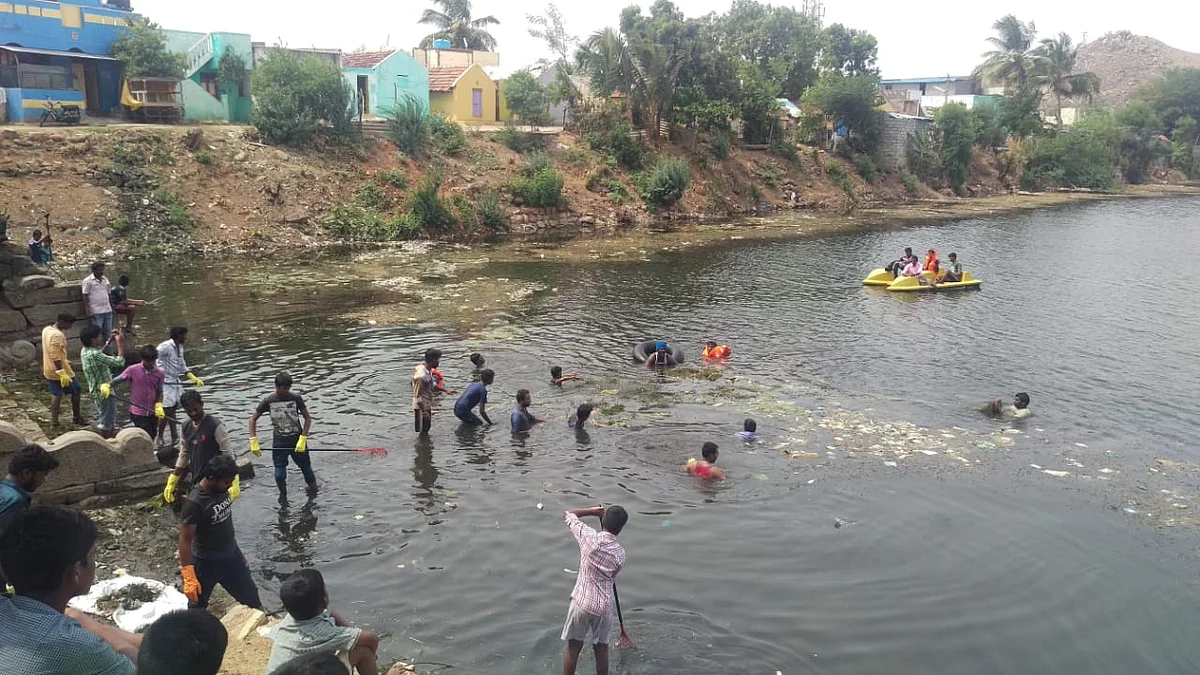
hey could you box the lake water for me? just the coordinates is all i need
[122,196,1200,673]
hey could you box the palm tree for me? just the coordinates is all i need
[1033,33,1101,128]
[626,39,687,136]
[576,28,633,98]
[419,0,499,51]
[975,14,1039,92]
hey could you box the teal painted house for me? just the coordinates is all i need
[163,29,252,123]
[0,0,137,122]
[342,50,428,118]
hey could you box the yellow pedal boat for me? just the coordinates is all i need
[861,268,983,292]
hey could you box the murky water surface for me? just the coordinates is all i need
[120,197,1200,673]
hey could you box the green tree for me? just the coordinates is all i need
[576,27,632,99]
[109,18,187,79]
[1115,102,1167,183]
[935,103,976,194]
[527,4,577,63]
[719,0,823,99]
[998,87,1045,140]
[1137,68,1200,132]
[1032,33,1100,129]
[975,15,1039,92]
[1022,112,1120,190]
[216,47,247,93]
[822,23,879,76]
[419,0,499,51]
[801,72,883,152]
[505,70,552,127]
[251,50,354,146]
[1170,115,1199,178]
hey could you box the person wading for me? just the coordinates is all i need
[249,372,315,499]
[412,349,441,437]
[163,390,238,505]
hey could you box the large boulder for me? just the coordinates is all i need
[22,301,86,327]
[0,420,27,456]
[5,281,83,309]
[0,307,27,333]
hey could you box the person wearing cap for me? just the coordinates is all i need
[646,341,676,369]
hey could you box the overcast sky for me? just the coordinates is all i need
[136,0,1199,79]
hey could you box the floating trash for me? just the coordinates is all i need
[1075,443,1089,448]
[1042,470,1070,477]
[536,502,544,510]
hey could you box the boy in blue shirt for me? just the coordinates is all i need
[454,369,494,426]
[511,389,546,434]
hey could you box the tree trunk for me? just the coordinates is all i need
[1055,92,1063,130]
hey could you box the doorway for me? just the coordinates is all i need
[357,75,369,116]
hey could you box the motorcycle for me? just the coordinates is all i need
[39,97,81,127]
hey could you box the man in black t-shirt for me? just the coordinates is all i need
[249,372,314,499]
[177,454,262,610]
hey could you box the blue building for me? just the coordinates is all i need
[0,0,137,122]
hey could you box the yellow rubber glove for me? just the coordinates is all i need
[56,369,72,388]
[99,382,111,399]
[249,437,261,457]
[228,474,241,501]
[186,372,204,387]
[180,565,201,602]
[294,435,308,454]
[162,473,179,503]
[154,402,165,419]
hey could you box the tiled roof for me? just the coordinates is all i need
[343,50,395,69]
[428,66,469,92]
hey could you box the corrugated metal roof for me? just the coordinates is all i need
[0,45,119,61]
[343,50,395,69]
[880,76,973,85]
[428,66,469,92]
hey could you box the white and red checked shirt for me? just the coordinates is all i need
[565,511,625,616]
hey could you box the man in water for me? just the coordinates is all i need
[157,326,203,448]
[164,390,237,504]
[645,341,675,369]
[560,504,628,675]
[511,389,545,434]
[110,275,148,335]
[454,369,494,426]
[249,372,315,498]
[886,247,917,276]
[178,454,262,610]
[42,313,84,428]
[983,392,1032,419]
[81,261,113,337]
[412,349,441,437]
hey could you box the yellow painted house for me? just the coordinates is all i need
[428,64,499,124]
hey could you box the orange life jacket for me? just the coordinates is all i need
[702,345,731,359]
[923,252,939,273]
[432,368,445,389]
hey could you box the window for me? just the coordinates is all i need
[19,64,72,90]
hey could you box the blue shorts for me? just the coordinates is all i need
[48,377,82,397]
[94,396,117,430]
[91,312,113,335]
[454,406,483,425]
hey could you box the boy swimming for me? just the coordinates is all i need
[685,442,726,480]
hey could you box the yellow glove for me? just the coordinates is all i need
[186,372,204,387]
[180,565,201,602]
[294,435,308,454]
[162,473,179,503]
[229,474,241,501]
[249,437,261,457]
[56,369,72,388]
[99,383,111,399]
[154,402,165,419]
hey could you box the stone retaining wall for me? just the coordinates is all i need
[0,420,167,506]
[0,243,88,367]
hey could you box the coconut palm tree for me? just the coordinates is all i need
[419,0,499,51]
[1033,33,1101,128]
[975,14,1039,92]
[576,27,633,98]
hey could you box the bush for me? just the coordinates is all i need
[495,124,543,154]
[355,181,389,209]
[641,157,691,208]
[826,162,846,180]
[193,149,214,166]
[563,148,592,167]
[504,70,551,127]
[252,50,354,146]
[511,168,565,207]
[855,155,879,182]
[407,173,456,232]
[586,126,645,170]
[476,190,509,232]
[384,95,428,155]
[934,103,975,194]
[521,152,554,177]
[899,171,919,199]
[379,169,408,189]
[710,132,732,160]
[429,114,466,156]
[324,204,408,241]
[770,139,799,164]
[110,18,186,79]
[1021,120,1120,191]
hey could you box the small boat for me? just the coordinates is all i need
[861,268,983,292]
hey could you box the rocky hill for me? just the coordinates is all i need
[1077,31,1200,107]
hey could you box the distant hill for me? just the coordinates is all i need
[1076,31,1200,107]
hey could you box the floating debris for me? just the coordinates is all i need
[1042,470,1071,477]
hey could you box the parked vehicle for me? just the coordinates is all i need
[39,97,81,127]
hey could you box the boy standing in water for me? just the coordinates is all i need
[412,349,441,437]
[511,389,546,434]
[561,505,628,675]
[250,372,315,498]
